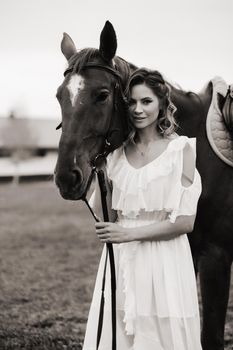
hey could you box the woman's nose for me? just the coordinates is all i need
[134,102,143,114]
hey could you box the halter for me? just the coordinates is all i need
[63,61,128,350]
[64,62,122,80]
[83,63,126,350]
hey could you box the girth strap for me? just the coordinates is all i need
[222,85,233,133]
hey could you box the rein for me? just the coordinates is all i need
[70,62,126,350]
[59,60,129,349]
[82,157,116,350]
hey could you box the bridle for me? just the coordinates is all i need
[61,61,129,166]
[61,60,129,196]
[61,60,129,350]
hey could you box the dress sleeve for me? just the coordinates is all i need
[169,137,202,223]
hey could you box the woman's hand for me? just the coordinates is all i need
[95,222,131,244]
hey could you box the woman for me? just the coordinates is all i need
[83,68,202,350]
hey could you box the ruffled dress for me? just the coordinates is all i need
[83,135,202,350]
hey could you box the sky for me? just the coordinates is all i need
[0,0,233,119]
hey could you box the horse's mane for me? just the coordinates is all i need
[67,49,132,86]
[68,48,136,91]
[68,48,102,72]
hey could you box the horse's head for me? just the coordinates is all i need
[55,21,131,200]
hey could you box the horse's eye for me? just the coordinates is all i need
[56,122,62,130]
[128,99,135,107]
[96,91,109,103]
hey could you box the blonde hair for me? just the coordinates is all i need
[125,68,178,142]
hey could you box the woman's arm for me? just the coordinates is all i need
[128,214,195,241]
[95,214,195,243]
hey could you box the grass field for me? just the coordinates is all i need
[0,181,232,349]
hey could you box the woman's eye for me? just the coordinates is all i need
[96,91,109,103]
[142,99,152,105]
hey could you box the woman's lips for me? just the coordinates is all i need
[133,117,146,121]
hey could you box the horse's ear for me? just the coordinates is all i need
[99,21,117,62]
[61,33,77,61]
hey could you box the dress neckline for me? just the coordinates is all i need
[123,137,177,171]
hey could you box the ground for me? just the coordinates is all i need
[0,181,232,350]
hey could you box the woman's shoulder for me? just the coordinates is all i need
[167,134,198,184]
[167,133,196,153]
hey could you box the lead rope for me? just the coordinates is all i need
[83,169,116,350]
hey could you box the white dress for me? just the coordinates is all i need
[83,135,203,350]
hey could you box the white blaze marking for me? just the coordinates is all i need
[67,74,85,106]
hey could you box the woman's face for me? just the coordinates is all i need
[129,83,160,130]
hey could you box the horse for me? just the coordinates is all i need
[54,21,233,350]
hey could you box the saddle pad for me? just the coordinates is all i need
[206,76,233,167]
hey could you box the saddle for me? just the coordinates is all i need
[206,76,233,167]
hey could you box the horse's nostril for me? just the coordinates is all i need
[55,167,83,193]
[72,168,83,187]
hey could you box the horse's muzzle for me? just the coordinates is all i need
[55,167,85,200]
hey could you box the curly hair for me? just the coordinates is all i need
[125,68,178,138]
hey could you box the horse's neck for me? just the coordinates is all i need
[172,86,212,138]
[197,82,213,116]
